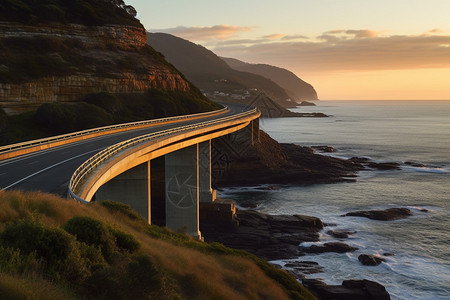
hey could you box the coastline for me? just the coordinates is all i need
[208,129,400,299]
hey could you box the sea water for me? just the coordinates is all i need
[219,101,450,300]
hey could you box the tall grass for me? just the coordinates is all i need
[0,190,316,299]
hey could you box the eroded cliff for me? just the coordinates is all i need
[0,22,191,113]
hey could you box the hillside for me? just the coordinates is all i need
[0,190,316,300]
[0,0,219,144]
[222,57,318,101]
[147,32,297,108]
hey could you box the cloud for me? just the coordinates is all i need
[152,25,252,41]
[281,34,309,41]
[211,29,450,73]
[262,33,285,40]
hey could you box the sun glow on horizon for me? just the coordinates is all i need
[126,0,450,100]
[300,68,450,100]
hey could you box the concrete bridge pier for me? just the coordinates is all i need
[95,162,151,223]
[165,144,202,239]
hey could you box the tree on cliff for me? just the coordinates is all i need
[0,0,140,26]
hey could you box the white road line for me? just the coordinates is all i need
[2,148,104,190]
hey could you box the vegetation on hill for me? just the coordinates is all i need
[0,190,316,300]
[0,90,220,145]
[222,57,318,101]
[0,0,140,26]
[147,32,297,107]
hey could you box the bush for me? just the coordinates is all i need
[100,200,143,221]
[34,102,113,134]
[0,218,74,266]
[83,92,132,123]
[110,229,140,253]
[63,216,115,261]
[0,108,7,133]
[0,0,141,27]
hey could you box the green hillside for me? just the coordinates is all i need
[0,190,316,300]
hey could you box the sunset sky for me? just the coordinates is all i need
[126,0,450,100]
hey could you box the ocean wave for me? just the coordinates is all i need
[403,165,450,174]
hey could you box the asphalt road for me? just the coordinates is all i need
[0,103,248,196]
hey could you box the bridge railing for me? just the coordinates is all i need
[69,106,259,203]
[0,106,229,158]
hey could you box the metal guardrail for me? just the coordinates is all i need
[69,107,259,203]
[0,106,229,155]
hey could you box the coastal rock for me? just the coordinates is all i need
[311,145,336,153]
[303,278,391,300]
[344,208,412,221]
[327,229,355,239]
[358,254,386,266]
[301,242,358,254]
[367,162,401,170]
[284,261,324,279]
[298,101,316,106]
[405,161,426,168]
[201,210,324,260]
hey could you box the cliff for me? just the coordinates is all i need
[0,22,192,113]
[147,32,298,108]
[222,57,318,101]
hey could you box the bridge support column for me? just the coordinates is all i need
[199,140,216,203]
[95,162,151,223]
[165,144,201,239]
[251,118,260,145]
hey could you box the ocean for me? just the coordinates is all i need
[218,101,450,300]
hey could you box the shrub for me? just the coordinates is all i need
[110,228,140,253]
[100,200,143,221]
[0,108,7,133]
[62,216,115,261]
[34,102,113,134]
[0,218,74,266]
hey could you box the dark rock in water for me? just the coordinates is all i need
[239,202,259,209]
[201,210,324,260]
[367,162,401,170]
[312,145,336,153]
[327,229,356,239]
[301,242,358,254]
[213,131,364,188]
[383,253,395,257]
[284,261,324,279]
[418,208,429,213]
[349,157,371,164]
[298,101,316,106]
[344,208,412,221]
[405,161,426,168]
[358,254,386,266]
[303,278,391,300]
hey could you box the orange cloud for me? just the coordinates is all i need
[212,29,450,73]
[152,25,252,41]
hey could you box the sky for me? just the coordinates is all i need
[125,0,450,100]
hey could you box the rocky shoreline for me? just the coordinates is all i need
[200,204,408,299]
[201,207,400,299]
[209,133,424,299]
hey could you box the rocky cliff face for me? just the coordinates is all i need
[0,22,191,113]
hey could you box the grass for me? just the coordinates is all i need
[0,190,316,299]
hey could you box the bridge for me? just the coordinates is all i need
[0,103,260,239]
